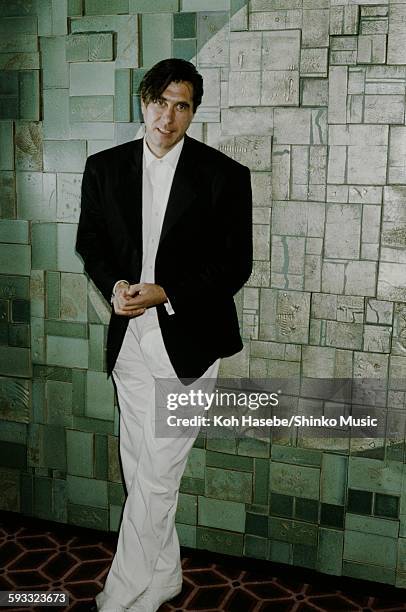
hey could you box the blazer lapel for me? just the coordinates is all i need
[118,138,143,250]
[159,136,197,247]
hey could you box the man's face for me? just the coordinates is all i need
[141,81,195,158]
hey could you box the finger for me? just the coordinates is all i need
[127,283,143,296]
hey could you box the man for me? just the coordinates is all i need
[76,58,252,612]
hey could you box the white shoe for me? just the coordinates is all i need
[127,583,182,612]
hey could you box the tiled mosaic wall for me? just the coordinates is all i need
[1,0,406,588]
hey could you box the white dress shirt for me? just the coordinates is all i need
[130,136,184,337]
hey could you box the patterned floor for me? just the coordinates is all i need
[1,511,406,612]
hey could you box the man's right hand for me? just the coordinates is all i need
[112,282,146,317]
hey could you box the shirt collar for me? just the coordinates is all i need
[143,137,185,170]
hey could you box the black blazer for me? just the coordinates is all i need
[76,135,253,381]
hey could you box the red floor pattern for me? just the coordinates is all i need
[1,511,406,612]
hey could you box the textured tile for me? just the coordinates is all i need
[141,14,172,68]
[70,62,115,96]
[129,0,178,10]
[85,0,129,14]
[43,140,86,172]
[174,12,196,38]
[86,371,115,420]
[67,474,108,508]
[47,336,88,369]
[0,121,14,170]
[15,121,42,170]
[16,172,56,221]
[40,37,69,89]
[198,496,245,533]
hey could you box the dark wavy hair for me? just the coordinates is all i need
[138,58,204,113]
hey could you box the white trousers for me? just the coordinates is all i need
[96,319,219,611]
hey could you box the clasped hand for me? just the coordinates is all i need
[113,282,167,317]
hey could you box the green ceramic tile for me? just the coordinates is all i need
[176,492,197,525]
[43,140,86,172]
[72,370,86,416]
[197,526,244,556]
[66,34,88,62]
[70,96,114,122]
[31,270,45,318]
[89,33,114,60]
[348,457,403,494]
[173,39,196,61]
[0,346,30,377]
[345,513,399,538]
[269,517,318,546]
[37,0,67,36]
[60,272,87,322]
[398,538,406,572]
[108,434,121,482]
[20,472,33,514]
[43,424,66,470]
[46,271,60,319]
[374,493,400,519]
[34,365,72,382]
[132,95,143,121]
[31,317,45,364]
[0,441,26,469]
[270,492,294,518]
[0,171,16,217]
[270,462,320,500]
[11,299,29,322]
[268,539,292,564]
[183,0,229,9]
[197,11,229,61]
[184,447,205,479]
[0,121,14,170]
[198,495,245,533]
[293,543,317,569]
[321,453,347,505]
[0,219,28,244]
[320,503,344,528]
[0,377,30,423]
[52,478,67,522]
[33,476,52,519]
[95,433,108,480]
[174,12,196,38]
[68,0,83,16]
[0,244,30,276]
[180,476,205,495]
[296,498,319,523]
[67,475,108,508]
[0,276,29,300]
[18,70,39,120]
[343,560,396,585]
[32,223,57,269]
[141,14,172,68]
[0,418,27,445]
[73,415,114,434]
[0,34,37,53]
[205,466,252,503]
[89,324,105,371]
[66,429,93,477]
[70,62,115,96]
[43,89,70,139]
[132,68,148,94]
[0,97,18,120]
[15,121,42,171]
[244,534,268,559]
[129,0,178,11]
[40,36,69,89]
[206,450,253,471]
[0,299,9,321]
[238,437,270,458]
[85,0,129,14]
[0,52,39,70]
[8,321,29,347]
[109,504,122,531]
[115,69,131,122]
[0,321,8,343]
[32,379,46,423]
[86,371,115,420]
[68,502,109,530]
[317,527,343,575]
[47,336,88,369]
[27,422,41,467]
[57,224,84,273]
[271,445,323,467]
[17,172,57,221]
[347,488,373,515]
[176,523,196,548]
[253,458,269,506]
[46,380,72,426]
[206,437,236,454]
[344,530,397,568]
[246,512,268,537]
[0,16,37,35]
[109,482,125,506]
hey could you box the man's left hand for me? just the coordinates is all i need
[126,283,168,310]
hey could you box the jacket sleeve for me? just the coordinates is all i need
[76,157,118,303]
[163,163,253,314]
